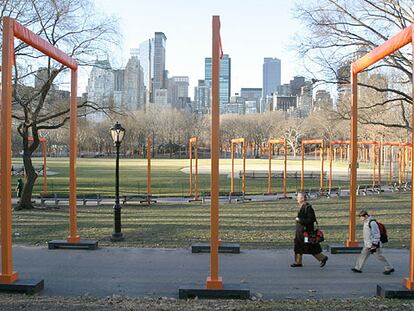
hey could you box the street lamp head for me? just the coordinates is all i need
[110,122,125,145]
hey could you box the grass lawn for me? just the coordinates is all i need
[13,157,378,197]
[12,192,411,249]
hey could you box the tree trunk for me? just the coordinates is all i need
[17,153,37,210]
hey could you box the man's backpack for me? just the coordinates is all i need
[369,219,388,243]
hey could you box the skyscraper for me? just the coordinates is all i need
[205,54,231,113]
[168,76,189,109]
[263,57,281,98]
[113,69,125,107]
[86,59,114,121]
[122,56,145,111]
[240,88,262,113]
[139,39,154,105]
[153,32,167,92]
[194,80,211,114]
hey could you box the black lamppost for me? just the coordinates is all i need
[110,121,125,242]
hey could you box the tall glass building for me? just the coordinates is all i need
[205,54,231,113]
[263,57,281,98]
[153,32,167,92]
[139,39,154,104]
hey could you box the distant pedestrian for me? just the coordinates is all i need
[291,192,328,267]
[16,178,24,198]
[351,210,394,274]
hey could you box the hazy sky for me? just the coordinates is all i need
[92,0,305,95]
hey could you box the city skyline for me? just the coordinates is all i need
[93,0,303,95]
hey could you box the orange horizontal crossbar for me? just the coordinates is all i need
[330,140,350,145]
[268,139,285,144]
[331,140,379,146]
[302,139,324,145]
[231,138,245,144]
[189,137,197,143]
[352,25,413,74]
[358,140,379,145]
[13,20,77,70]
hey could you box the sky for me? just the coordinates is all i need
[92,0,306,96]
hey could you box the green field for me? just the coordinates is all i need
[13,157,378,197]
[12,193,411,249]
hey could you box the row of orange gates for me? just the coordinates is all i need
[186,137,412,201]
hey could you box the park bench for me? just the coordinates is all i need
[228,191,251,203]
[392,181,412,192]
[322,187,341,198]
[303,188,323,199]
[39,193,102,207]
[121,194,157,205]
[200,191,231,203]
[356,184,382,196]
[390,182,401,192]
[80,194,102,206]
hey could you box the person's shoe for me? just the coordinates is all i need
[383,268,395,275]
[290,263,303,267]
[320,256,328,267]
[351,268,362,273]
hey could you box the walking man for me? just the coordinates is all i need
[352,210,394,274]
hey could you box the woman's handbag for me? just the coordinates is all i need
[308,222,325,244]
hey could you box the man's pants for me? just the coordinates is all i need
[355,247,393,271]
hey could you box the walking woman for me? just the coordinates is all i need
[291,192,328,267]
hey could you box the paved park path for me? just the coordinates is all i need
[12,245,407,299]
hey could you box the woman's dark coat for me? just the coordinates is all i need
[294,202,322,255]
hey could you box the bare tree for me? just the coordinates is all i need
[283,117,304,157]
[1,0,120,209]
[295,0,414,131]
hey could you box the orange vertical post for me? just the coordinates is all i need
[320,144,324,190]
[268,143,272,194]
[329,144,333,191]
[189,137,199,200]
[301,143,305,192]
[378,142,382,189]
[189,139,193,196]
[206,15,222,289]
[147,137,151,195]
[195,139,199,199]
[242,141,246,194]
[283,140,287,196]
[373,145,377,188]
[407,30,414,290]
[231,141,234,193]
[43,140,47,194]
[346,69,359,248]
[389,146,393,184]
[399,147,403,184]
[231,138,245,194]
[0,16,19,284]
[67,68,80,243]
